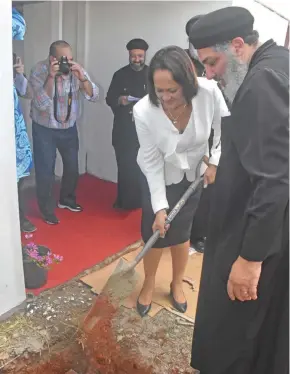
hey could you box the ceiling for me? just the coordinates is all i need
[254,0,290,21]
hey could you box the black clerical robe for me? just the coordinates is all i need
[191,40,289,374]
[106,65,148,210]
[185,50,216,245]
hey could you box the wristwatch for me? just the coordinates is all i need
[80,77,88,83]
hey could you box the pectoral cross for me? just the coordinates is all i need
[129,109,134,122]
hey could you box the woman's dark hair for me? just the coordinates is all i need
[147,45,199,107]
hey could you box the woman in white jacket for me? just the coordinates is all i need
[133,46,229,317]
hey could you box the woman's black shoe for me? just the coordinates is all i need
[136,299,151,317]
[170,284,187,313]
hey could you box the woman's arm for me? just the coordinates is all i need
[134,110,169,214]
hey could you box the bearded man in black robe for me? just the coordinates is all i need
[106,38,149,210]
[189,6,289,374]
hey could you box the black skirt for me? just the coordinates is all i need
[141,173,203,248]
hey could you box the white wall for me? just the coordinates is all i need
[0,0,26,317]
[22,1,230,182]
[233,0,289,45]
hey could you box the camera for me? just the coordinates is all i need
[58,56,70,75]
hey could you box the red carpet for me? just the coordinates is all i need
[23,174,141,295]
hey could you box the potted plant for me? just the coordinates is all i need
[23,234,63,289]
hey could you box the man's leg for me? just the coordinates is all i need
[190,185,212,253]
[57,124,81,212]
[112,144,122,209]
[32,122,58,224]
[18,177,36,233]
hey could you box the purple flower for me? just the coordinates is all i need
[53,254,64,262]
[24,242,63,269]
[46,256,53,266]
[27,249,39,259]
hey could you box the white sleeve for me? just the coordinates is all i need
[134,112,169,214]
[209,84,230,166]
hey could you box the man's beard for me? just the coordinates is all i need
[219,52,248,104]
[130,61,145,71]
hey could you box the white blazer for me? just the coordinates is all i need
[133,77,230,214]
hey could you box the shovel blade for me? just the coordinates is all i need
[101,258,140,304]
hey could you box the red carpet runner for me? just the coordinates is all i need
[24,174,141,294]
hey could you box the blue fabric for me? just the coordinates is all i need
[13,87,33,181]
[12,8,32,181]
[12,8,26,40]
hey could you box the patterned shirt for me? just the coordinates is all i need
[29,59,99,129]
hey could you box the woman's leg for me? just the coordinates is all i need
[138,247,164,305]
[170,241,190,303]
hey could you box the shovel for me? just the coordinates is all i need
[83,158,204,330]
[102,157,204,301]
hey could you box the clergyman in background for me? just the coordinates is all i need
[106,38,149,211]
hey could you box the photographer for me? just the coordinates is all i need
[29,40,99,225]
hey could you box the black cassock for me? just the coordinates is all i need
[106,65,148,210]
[185,53,214,243]
[191,40,289,374]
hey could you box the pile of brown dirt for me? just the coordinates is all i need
[82,296,153,374]
[6,297,154,374]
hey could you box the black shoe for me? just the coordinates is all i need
[20,217,37,233]
[136,299,151,317]
[191,237,206,253]
[43,213,59,225]
[170,284,187,313]
[58,202,83,212]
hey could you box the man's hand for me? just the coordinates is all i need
[203,164,217,187]
[227,256,262,302]
[70,61,85,81]
[118,96,130,106]
[14,57,25,75]
[49,58,60,78]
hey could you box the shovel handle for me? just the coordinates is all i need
[131,158,204,270]
[132,230,160,267]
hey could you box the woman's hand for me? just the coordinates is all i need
[152,209,168,238]
[203,164,217,187]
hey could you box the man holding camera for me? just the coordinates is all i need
[29,40,99,225]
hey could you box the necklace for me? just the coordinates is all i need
[167,104,188,126]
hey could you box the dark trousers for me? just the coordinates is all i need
[190,184,213,243]
[18,177,26,220]
[113,142,142,210]
[32,122,79,215]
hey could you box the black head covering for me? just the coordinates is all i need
[126,38,149,51]
[185,15,203,37]
[189,6,254,49]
